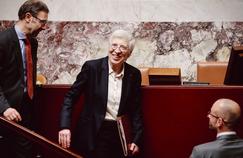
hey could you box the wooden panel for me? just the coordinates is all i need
[34,85,243,158]
[141,86,243,158]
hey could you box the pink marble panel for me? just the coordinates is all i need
[1,21,243,84]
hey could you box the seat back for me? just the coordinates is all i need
[138,68,149,86]
[197,62,228,85]
[36,74,47,85]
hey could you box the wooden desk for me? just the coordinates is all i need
[34,85,243,158]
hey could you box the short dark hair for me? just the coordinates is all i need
[18,0,49,20]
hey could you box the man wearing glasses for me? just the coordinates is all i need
[0,0,49,157]
[190,98,243,158]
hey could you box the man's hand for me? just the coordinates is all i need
[3,108,22,122]
[58,129,71,149]
[129,143,140,156]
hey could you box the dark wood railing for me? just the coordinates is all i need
[0,116,82,158]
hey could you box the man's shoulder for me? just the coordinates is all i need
[191,138,243,158]
[194,140,218,150]
[0,27,14,36]
[190,140,219,158]
[0,27,15,43]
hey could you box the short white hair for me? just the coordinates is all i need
[109,29,135,52]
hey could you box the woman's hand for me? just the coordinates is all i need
[58,129,71,149]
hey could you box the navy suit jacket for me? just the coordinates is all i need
[0,27,37,114]
[190,134,243,158]
[60,57,143,152]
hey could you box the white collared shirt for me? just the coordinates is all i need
[15,25,27,91]
[105,63,124,120]
[217,131,237,138]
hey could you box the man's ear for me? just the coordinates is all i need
[216,118,224,127]
[24,12,32,23]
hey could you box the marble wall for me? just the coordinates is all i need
[1,21,242,83]
[0,0,243,84]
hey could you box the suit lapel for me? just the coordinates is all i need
[100,57,109,109]
[100,59,133,115]
[118,63,131,115]
[10,28,24,82]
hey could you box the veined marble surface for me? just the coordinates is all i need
[1,21,243,84]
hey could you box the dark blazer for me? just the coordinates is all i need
[0,27,37,114]
[190,134,243,158]
[60,57,143,153]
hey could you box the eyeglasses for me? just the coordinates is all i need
[32,15,47,25]
[111,43,129,52]
[208,111,229,123]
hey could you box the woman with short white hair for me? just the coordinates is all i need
[59,29,144,158]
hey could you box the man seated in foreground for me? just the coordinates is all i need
[190,98,243,158]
